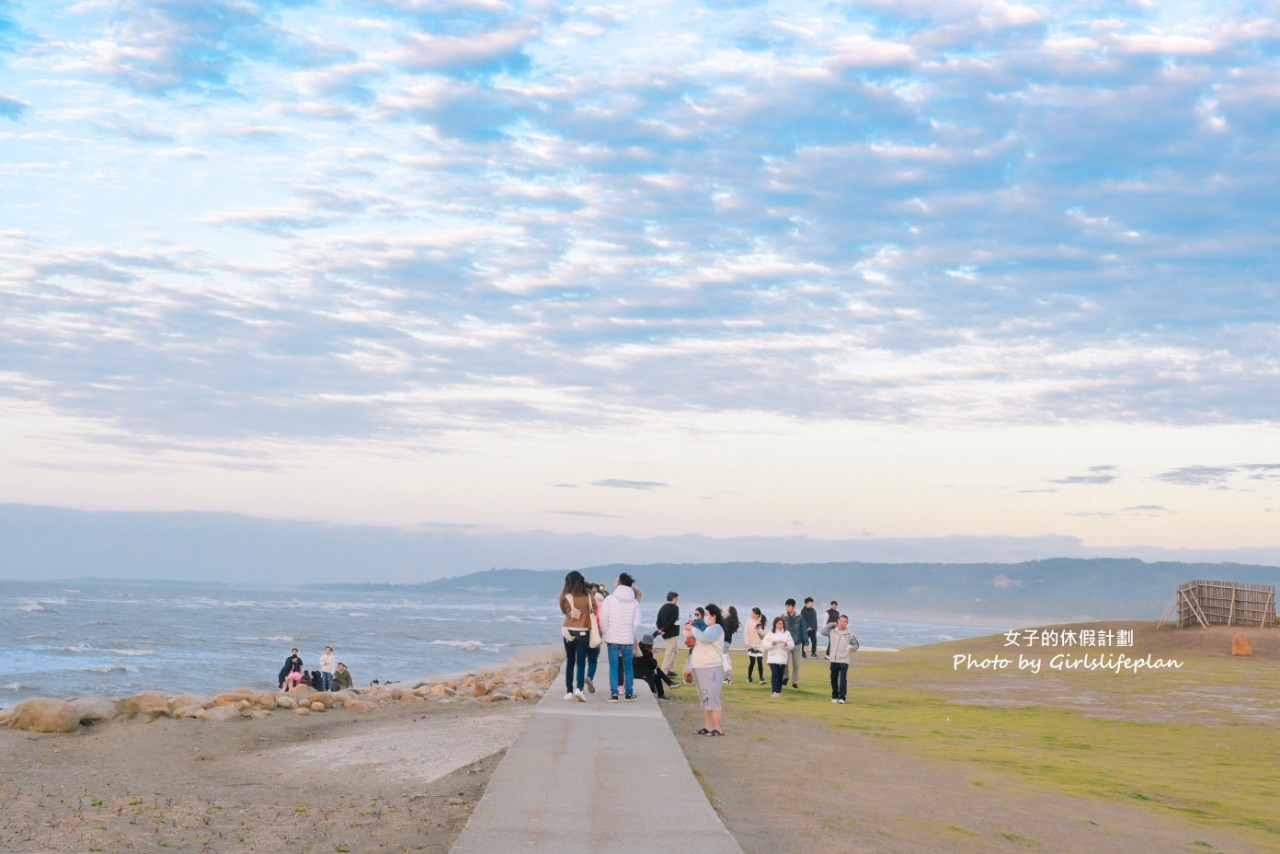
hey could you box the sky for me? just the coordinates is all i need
[2,0,1278,567]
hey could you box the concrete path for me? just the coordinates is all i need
[450,666,743,853]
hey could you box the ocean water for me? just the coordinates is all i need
[2,578,999,708]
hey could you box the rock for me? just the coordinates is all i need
[170,694,206,710]
[196,705,242,722]
[127,691,172,719]
[6,698,81,733]
[69,697,121,725]
[174,704,204,719]
[294,707,310,715]
[251,691,277,709]
[275,695,298,709]
[212,691,252,707]
[344,699,379,714]
[1233,634,1253,656]
[306,692,337,708]
[309,701,326,712]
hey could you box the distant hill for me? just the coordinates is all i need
[388,559,1280,624]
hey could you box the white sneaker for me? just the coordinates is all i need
[838,699,846,704]
[574,689,586,702]
[564,692,574,701]
[831,698,839,703]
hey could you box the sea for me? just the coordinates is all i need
[2,578,1001,709]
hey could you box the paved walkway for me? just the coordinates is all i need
[450,665,743,853]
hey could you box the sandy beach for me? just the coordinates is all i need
[3,623,1277,853]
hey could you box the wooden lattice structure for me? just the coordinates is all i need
[1159,579,1277,628]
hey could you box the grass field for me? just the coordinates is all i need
[717,622,1280,849]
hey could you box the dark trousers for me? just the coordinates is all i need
[807,629,817,656]
[746,655,764,682]
[769,662,786,693]
[563,631,588,692]
[830,662,849,700]
[645,668,676,698]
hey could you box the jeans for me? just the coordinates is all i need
[769,662,786,693]
[563,631,589,692]
[321,672,332,691]
[830,663,848,700]
[607,642,634,697]
[586,643,600,680]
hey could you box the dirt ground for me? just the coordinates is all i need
[1,700,531,853]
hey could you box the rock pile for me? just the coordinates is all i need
[1,649,563,734]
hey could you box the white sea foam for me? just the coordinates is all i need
[105,649,153,657]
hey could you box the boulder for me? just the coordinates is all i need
[69,697,121,725]
[196,705,242,722]
[251,691,278,709]
[275,695,298,709]
[174,704,204,719]
[212,691,252,707]
[344,699,379,714]
[6,698,81,733]
[170,694,206,710]
[309,701,326,712]
[127,691,172,719]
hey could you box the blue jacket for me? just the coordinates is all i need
[782,612,806,645]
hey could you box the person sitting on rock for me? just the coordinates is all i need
[283,668,304,691]
[332,662,353,690]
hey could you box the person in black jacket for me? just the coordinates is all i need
[635,634,679,699]
[278,648,303,689]
[801,597,819,658]
[655,591,681,679]
[824,601,840,658]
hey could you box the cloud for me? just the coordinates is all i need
[591,479,670,490]
[385,22,538,77]
[63,0,350,95]
[1050,466,1119,486]
[0,94,26,120]
[1153,464,1280,489]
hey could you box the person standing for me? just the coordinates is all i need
[318,646,336,692]
[655,591,681,680]
[820,614,860,703]
[560,570,593,702]
[762,617,794,698]
[780,599,806,689]
[685,603,726,735]
[720,606,740,684]
[824,601,840,658]
[599,572,642,702]
[801,598,819,658]
[743,606,766,685]
[278,648,303,689]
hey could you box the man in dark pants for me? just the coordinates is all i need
[821,614,860,703]
[781,599,806,689]
[655,591,681,679]
[801,597,819,658]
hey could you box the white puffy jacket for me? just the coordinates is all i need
[599,584,641,645]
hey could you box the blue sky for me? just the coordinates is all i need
[1,0,1278,564]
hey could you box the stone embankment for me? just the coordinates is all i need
[1,648,562,733]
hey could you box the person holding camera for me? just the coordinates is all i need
[684,603,726,736]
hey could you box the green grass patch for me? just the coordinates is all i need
[716,636,1280,849]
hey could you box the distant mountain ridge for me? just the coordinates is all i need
[392,559,1280,623]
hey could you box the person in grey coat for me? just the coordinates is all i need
[820,614,860,703]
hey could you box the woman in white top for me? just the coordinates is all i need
[684,603,726,736]
[762,616,795,697]
[318,646,336,692]
[743,607,766,685]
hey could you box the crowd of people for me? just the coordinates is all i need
[276,646,353,692]
[560,572,862,736]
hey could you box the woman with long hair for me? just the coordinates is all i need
[559,570,592,702]
[744,606,766,685]
[762,616,795,698]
